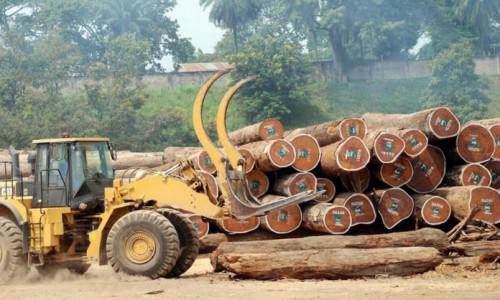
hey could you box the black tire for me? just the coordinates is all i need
[0,217,28,284]
[157,209,200,278]
[106,210,180,279]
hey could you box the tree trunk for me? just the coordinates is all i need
[363,130,405,164]
[229,119,284,146]
[272,172,317,196]
[433,186,500,224]
[407,145,446,194]
[286,134,321,172]
[245,169,269,198]
[373,156,413,187]
[314,177,336,203]
[445,164,492,187]
[333,193,376,226]
[484,160,499,189]
[319,136,370,177]
[362,107,461,140]
[372,188,414,230]
[259,195,302,235]
[302,203,351,234]
[454,123,495,163]
[241,139,296,172]
[413,195,452,226]
[211,247,443,280]
[327,26,349,81]
[340,168,371,193]
[399,129,429,158]
[285,118,367,146]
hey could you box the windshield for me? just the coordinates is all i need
[71,142,113,196]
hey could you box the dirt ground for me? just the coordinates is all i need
[1,255,499,300]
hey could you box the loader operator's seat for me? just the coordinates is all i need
[32,138,114,212]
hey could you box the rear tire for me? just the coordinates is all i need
[0,217,28,284]
[106,210,180,279]
[158,209,200,278]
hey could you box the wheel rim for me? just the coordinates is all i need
[124,231,156,264]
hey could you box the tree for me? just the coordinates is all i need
[424,40,489,121]
[200,0,262,52]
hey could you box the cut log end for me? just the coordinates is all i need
[265,139,296,170]
[334,193,376,226]
[484,160,500,190]
[460,164,492,186]
[302,203,352,235]
[238,149,256,173]
[260,195,302,234]
[273,172,317,196]
[246,169,270,198]
[339,118,368,140]
[427,107,461,139]
[401,129,429,157]
[288,134,321,172]
[187,214,210,239]
[414,195,451,226]
[407,146,446,193]
[216,217,261,234]
[229,119,285,145]
[456,123,495,163]
[490,124,500,160]
[375,188,414,230]
[258,118,285,141]
[340,168,371,193]
[321,136,370,176]
[198,171,219,199]
[377,156,414,187]
[470,186,500,224]
[315,178,336,202]
[372,132,405,164]
[192,150,216,174]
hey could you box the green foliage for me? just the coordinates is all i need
[424,40,490,121]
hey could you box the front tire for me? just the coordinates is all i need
[106,210,180,279]
[0,217,28,284]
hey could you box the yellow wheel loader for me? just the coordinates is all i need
[0,70,321,283]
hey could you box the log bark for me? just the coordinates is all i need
[319,136,370,177]
[372,188,414,230]
[445,164,492,187]
[362,107,461,140]
[314,177,336,202]
[454,123,495,163]
[373,156,413,187]
[245,169,269,198]
[433,186,500,224]
[333,192,376,226]
[200,233,228,254]
[112,151,163,170]
[340,167,371,193]
[484,160,500,190]
[285,118,367,146]
[407,145,446,194]
[241,139,296,172]
[399,129,429,158]
[476,118,500,160]
[212,247,443,280]
[215,216,260,234]
[413,195,451,226]
[259,195,302,234]
[272,172,317,196]
[229,119,284,145]
[363,130,405,164]
[302,203,351,234]
[450,240,500,257]
[286,134,321,172]
[162,147,203,168]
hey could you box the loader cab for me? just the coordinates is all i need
[32,138,114,212]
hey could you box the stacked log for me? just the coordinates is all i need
[259,195,302,234]
[444,164,492,187]
[320,136,370,177]
[399,129,429,158]
[241,139,296,172]
[484,160,499,189]
[407,145,446,193]
[412,195,451,226]
[198,171,219,199]
[245,169,269,197]
[373,156,413,187]
[229,119,284,145]
[187,214,210,239]
[454,123,495,163]
[238,148,256,173]
[216,216,261,235]
[476,118,500,160]
[314,178,336,202]
[372,188,414,230]
[302,203,352,234]
[333,193,376,226]
[112,151,163,170]
[285,134,321,172]
[272,172,317,196]
[363,130,405,164]
[285,118,367,146]
[340,168,371,192]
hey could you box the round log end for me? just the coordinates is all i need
[378,156,414,187]
[216,216,261,234]
[373,132,405,163]
[287,172,318,196]
[288,134,321,172]
[470,187,500,224]
[488,124,500,160]
[187,214,210,239]
[407,146,446,194]
[335,136,371,171]
[401,129,429,157]
[460,163,492,186]
[456,123,495,163]
[376,188,415,230]
[322,205,352,234]
[340,167,371,193]
[427,107,461,139]
[198,171,219,199]
[238,148,256,173]
[315,178,336,202]
[260,195,302,234]
[265,139,297,169]
[340,193,377,226]
[193,150,217,174]
[246,169,270,198]
[259,118,285,141]
[418,196,451,226]
[484,160,500,189]
[339,118,368,139]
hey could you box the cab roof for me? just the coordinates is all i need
[32,137,110,144]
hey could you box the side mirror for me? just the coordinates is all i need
[108,143,118,160]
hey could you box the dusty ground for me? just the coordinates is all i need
[1,255,499,300]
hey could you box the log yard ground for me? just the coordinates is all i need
[1,255,499,300]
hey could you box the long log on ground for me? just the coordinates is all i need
[286,134,321,172]
[373,156,413,187]
[272,172,317,196]
[413,195,452,226]
[340,167,371,192]
[484,160,499,190]
[476,118,500,160]
[449,240,500,257]
[212,246,443,280]
[215,216,261,234]
[200,233,228,254]
[333,192,376,226]
[433,186,500,224]
[372,188,414,230]
[112,151,164,170]
[314,177,336,202]
[285,118,367,146]
[319,136,370,177]
[454,123,495,163]
[407,145,446,193]
[399,129,429,157]
[259,195,302,234]
[229,119,284,146]
[363,130,405,164]
[245,169,269,197]
[445,164,492,187]
[241,139,296,172]
[302,203,351,234]
[362,107,461,140]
